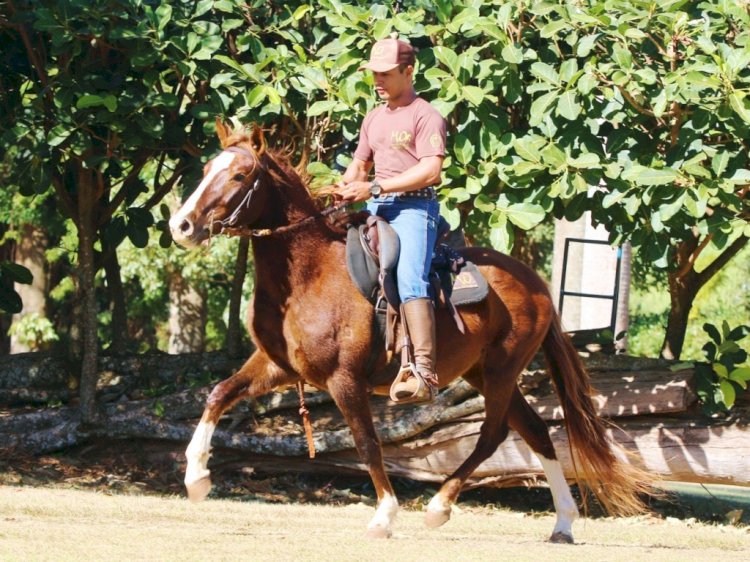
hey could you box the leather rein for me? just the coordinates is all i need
[214,145,348,239]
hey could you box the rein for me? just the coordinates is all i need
[223,202,349,238]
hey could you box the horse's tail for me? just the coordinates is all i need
[542,312,654,516]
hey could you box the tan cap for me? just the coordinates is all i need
[358,38,416,72]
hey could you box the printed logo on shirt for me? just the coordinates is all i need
[429,133,443,150]
[391,130,413,150]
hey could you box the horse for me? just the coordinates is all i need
[168,120,652,542]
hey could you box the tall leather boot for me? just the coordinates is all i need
[390,298,438,403]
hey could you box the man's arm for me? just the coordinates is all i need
[338,156,443,203]
[377,155,443,193]
[341,157,373,184]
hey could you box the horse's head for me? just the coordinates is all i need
[170,119,269,248]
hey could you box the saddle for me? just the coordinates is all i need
[345,213,489,358]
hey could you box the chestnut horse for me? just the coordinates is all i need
[169,121,650,542]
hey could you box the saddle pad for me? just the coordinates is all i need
[450,261,489,307]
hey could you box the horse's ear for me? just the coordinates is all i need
[249,125,266,154]
[215,117,231,148]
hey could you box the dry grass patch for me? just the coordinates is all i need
[1,486,748,562]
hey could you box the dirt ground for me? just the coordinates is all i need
[1,439,749,561]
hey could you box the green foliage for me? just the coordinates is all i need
[1,0,243,261]
[195,0,750,259]
[691,321,750,414]
[116,217,254,352]
[7,312,60,350]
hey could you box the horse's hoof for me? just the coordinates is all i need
[365,526,392,539]
[549,531,574,544]
[424,508,451,528]
[185,476,212,503]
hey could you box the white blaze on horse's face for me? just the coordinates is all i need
[169,151,237,248]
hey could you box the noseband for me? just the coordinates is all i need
[213,145,349,239]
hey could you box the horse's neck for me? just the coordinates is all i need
[251,230,335,311]
[251,160,339,299]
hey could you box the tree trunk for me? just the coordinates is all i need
[168,271,207,353]
[510,228,538,269]
[661,235,748,360]
[226,237,250,359]
[614,242,631,353]
[76,167,101,425]
[0,228,15,354]
[102,246,128,356]
[662,268,699,360]
[10,224,49,353]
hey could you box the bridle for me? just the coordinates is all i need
[210,145,349,239]
[211,145,267,235]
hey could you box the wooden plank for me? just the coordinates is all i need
[524,369,697,421]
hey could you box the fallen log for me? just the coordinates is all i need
[267,414,750,488]
[0,351,670,407]
[3,352,745,488]
[0,365,702,465]
[525,368,696,420]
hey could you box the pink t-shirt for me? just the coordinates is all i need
[354,97,446,181]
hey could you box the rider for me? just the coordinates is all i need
[337,36,447,403]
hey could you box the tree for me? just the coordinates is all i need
[0,0,233,422]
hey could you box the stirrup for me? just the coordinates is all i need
[389,364,438,404]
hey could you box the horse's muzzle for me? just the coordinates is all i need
[169,216,203,248]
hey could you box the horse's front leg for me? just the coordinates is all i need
[185,350,296,502]
[327,373,398,538]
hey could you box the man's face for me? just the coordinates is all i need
[372,65,413,101]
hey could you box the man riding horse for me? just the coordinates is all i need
[337,36,446,404]
[168,36,653,542]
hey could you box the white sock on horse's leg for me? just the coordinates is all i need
[184,421,216,502]
[538,454,579,542]
[424,491,452,528]
[366,492,399,538]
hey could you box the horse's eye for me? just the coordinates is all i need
[233,173,245,182]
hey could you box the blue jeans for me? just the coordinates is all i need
[366,196,440,302]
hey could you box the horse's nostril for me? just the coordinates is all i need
[180,219,193,235]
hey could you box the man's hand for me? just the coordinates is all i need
[336,180,373,203]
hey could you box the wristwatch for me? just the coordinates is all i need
[369,180,383,198]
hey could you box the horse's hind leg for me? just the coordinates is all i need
[425,362,517,528]
[184,350,297,502]
[508,387,578,543]
[327,372,399,539]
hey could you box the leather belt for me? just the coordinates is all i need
[378,187,436,200]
